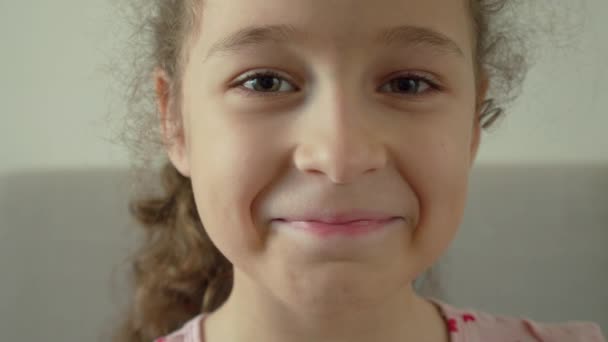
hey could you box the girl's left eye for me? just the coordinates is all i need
[378,74,440,96]
[232,70,440,97]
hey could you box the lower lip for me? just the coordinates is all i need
[275,218,399,238]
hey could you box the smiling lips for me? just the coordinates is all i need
[276,209,401,225]
[278,219,397,237]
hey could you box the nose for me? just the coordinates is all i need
[293,93,388,184]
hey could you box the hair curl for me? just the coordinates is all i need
[108,1,532,341]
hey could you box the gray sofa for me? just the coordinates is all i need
[1,164,606,341]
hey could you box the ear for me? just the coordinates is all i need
[154,67,191,177]
[469,74,489,168]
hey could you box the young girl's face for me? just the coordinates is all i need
[164,0,485,308]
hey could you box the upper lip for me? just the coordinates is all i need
[276,210,400,224]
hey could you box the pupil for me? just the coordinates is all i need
[258,76,276,91]
[397,79,417,92]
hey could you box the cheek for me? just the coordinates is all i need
[187,115,280,262]
[399,124,472,271]
[424,137,471,216]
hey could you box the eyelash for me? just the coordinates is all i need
[231,70,442,98]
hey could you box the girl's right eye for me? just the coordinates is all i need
[233,70,298,97]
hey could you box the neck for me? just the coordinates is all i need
[203,270,449,342]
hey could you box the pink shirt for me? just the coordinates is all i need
[154,297,606,342]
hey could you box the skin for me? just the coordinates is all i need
[156,0,489,341]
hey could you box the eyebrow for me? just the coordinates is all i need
[204,23,465,62]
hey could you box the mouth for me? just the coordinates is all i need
[272,217,401,238]
[275,210,401,225]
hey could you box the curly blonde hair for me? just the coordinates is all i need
[109,1,531,341]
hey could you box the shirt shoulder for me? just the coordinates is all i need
[152,313,207,342]
[427,297,606,342]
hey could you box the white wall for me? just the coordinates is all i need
[0,0,130,172]
[477,0,608,164]
[1,0,607,174]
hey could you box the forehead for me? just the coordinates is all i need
[196,0,473,60]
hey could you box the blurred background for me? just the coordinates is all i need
[0,0,606,341]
